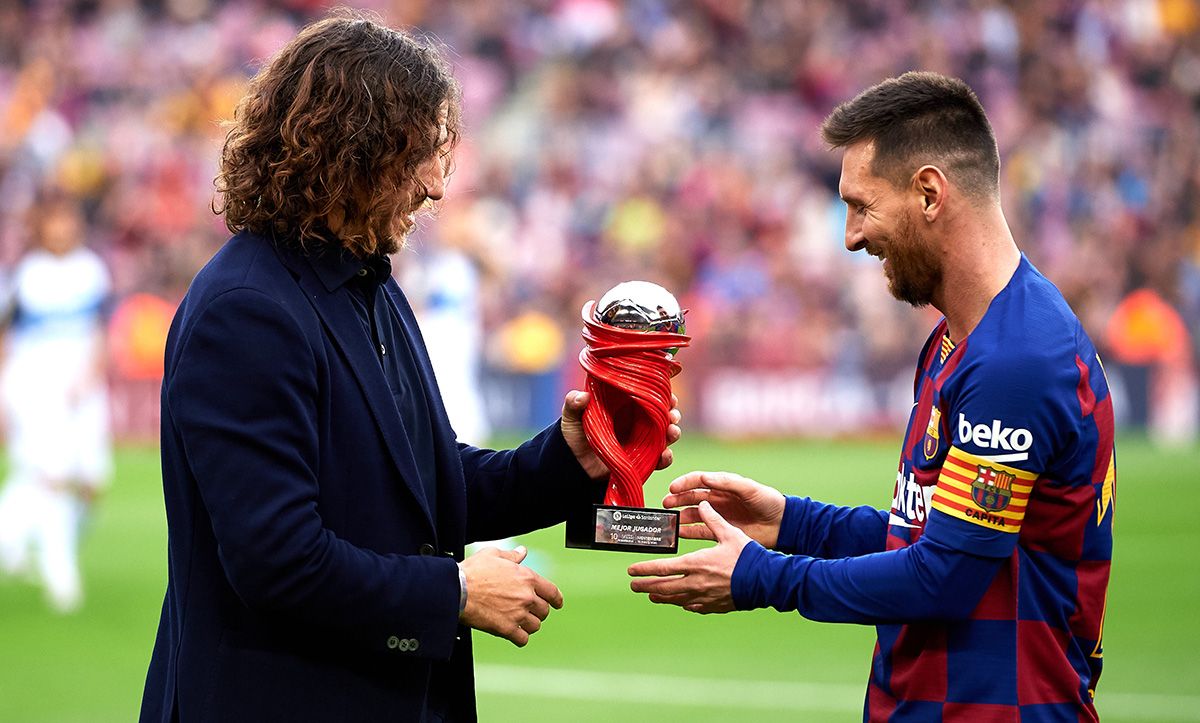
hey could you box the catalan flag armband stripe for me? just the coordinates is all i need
[932,446,1038,533]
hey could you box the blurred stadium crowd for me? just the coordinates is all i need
[1,0,1197,440]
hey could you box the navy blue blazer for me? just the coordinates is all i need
[139,232,600,722]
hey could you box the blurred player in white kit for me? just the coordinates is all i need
[403,207,492,446]
[0,193,113,613]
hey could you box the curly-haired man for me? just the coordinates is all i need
[139,12,678,722]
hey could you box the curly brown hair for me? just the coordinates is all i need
[215,9,461,257]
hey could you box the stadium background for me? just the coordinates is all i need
[0,0,1197,720]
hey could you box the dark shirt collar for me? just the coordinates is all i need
[307,245,393,292]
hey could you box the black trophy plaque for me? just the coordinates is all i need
[565,504,679,554]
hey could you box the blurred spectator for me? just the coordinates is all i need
[486,305,569,431]
[402,200,496,444]
[106,290,175,440]
[0,191,112,613]
[1106,287,1197,441]
[108,292,174,382]
[0,0,1197,439]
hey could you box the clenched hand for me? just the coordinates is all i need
[458,546,562,647]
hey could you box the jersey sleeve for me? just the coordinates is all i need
[923,351,1075,558]
[731,536,1005,623]
[774,496,888,558]
[927,448,1037,555]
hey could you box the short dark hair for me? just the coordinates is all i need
[216,9,461,257]
[821,71,999,200]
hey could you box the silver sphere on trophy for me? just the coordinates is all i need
[596,280,686,341]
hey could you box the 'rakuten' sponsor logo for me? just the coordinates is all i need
[889,469,935,528]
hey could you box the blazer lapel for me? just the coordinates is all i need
[279,247,437,534]
[383,282,468,551]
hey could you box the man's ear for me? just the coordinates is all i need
[914,165,947,221]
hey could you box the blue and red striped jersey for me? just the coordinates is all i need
[876,254,1116,721]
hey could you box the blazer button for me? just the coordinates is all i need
[418,544,436,556]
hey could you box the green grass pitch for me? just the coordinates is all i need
[0,436,1195,722]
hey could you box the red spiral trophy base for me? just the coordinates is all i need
[565,298,690,554]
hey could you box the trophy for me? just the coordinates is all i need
[565,281,691,554]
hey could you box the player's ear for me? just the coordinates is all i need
[913,165,946,221]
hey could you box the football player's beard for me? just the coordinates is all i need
[884,212,942,308]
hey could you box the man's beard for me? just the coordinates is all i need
[884,212,942,308]
[376,202,422,255]
[377,232,402,256]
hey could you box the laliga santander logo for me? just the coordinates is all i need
[958,413,1033,461]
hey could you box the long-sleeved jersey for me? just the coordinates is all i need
[733,256,1115,722]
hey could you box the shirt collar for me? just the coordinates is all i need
[307,246,392,292]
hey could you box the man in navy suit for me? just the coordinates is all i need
[139,11,679,722]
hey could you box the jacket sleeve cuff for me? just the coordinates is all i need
[384,555,464,661]
[546,419,605,496]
